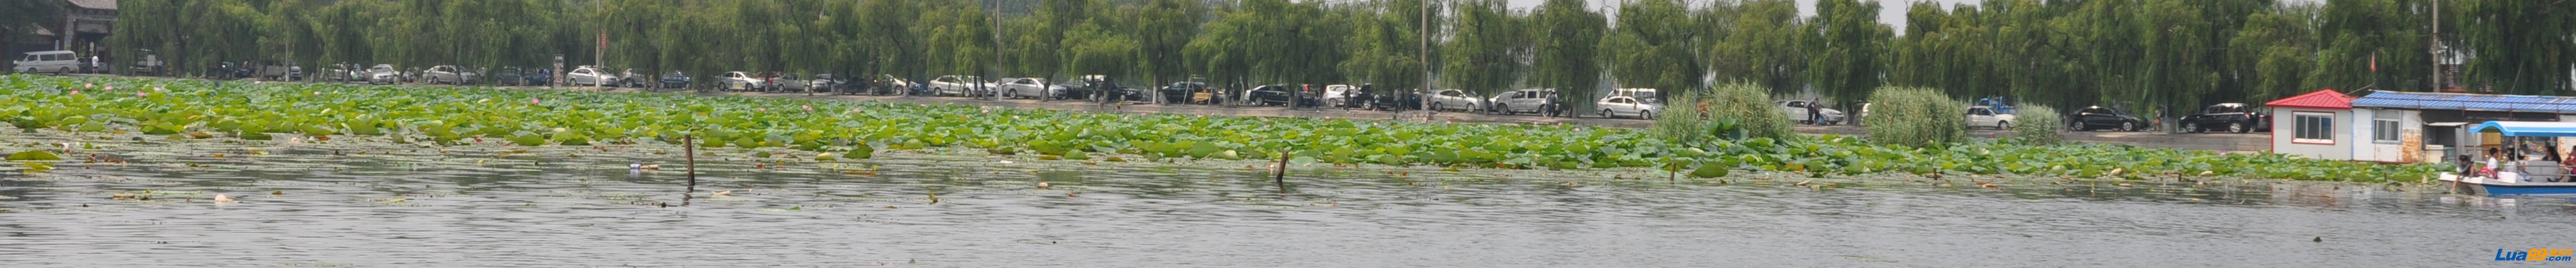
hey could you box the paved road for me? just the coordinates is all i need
[62,75,2275,152]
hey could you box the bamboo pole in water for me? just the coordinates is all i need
[684,135,697,206]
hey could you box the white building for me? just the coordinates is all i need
[2265,89,2357,160]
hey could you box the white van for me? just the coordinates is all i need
[14,50,79,74]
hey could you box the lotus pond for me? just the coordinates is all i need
[0,124,2566,266]
[0,75,2442,183]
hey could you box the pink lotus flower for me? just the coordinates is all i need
[104,85,113,91]
[84,82,93,88]
[136,91,148,98]
[802,105,814,112]
[68,90,80,95]
[530,98,541,105]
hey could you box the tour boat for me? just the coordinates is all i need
[2437,121,2576,196]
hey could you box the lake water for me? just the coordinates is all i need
[1,130,2569,267]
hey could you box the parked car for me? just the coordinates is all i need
[493,67,525,86]
[522,69,554,85]
[1596,95,1662,119]
[615,69,650,88]
[563,66,618,87]
[1489,89,1558,115]
[128,52,165,76]
[2070,106,2147,132]
[2180,102,2265,133]
[1319,84,1358,107]
[809,73,845,93]
[366,64,401,84]
[12,50,78,74]
[1776,100,1848,125]
[251,61,301,81]
[1160,82,1213,104]
[1081,75,1144,102]
[1968,106,2017,129]
[1610,88,1660,102]
[718,72,764,91]
[999,78,1054,99]
[1245,84,1323,107]
[871,74,913,95]
[771,73,811,92]
[928,75,993,96]
[1423,89,1483,112]
[421,65,479,85]
[658,70,693,89]
[208,61,255,79]
[1377,89,1426,110]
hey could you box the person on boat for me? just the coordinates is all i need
[2483,147,2501,178]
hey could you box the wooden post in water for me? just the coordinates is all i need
[684,135,698,206]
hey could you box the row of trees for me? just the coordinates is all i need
[99,0,2576,118]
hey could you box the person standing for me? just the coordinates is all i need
[1806,98,1822,125]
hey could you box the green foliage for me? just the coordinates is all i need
[2010,106,2065,146]
[1653,83,1791,142]
[1528,0,1607,112]
[1440,0,1528,96]
[0,75,2449,183]
[1865,87,1966,149]
[1804,0,1891,110]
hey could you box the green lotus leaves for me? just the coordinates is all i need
[0,75,2449,183]
[7,150,63,161]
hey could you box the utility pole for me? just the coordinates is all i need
[2430,0,2441,92]
[1420,0,1433,121]
[992,0,1006,100]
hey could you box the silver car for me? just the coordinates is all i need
[1000,78,1063,99]
[1424,89,1485,112]
[421,65,479,85]
[366,64,400,84]
[564,66,618,87]
[1596,95,1662,119]
[1488,89,1557,115]
[929,75,993,96]
[718,72,764,91]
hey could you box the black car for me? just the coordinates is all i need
[210,61,253,79]
[1245,84,1307,107]
[659,71,693,90]
[494,67,525,86]
[1160,82,1211,104]
[2070,106,2147,132]
[2179,103,2266,133]
[1083,76,1145,102]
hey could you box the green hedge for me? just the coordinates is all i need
[2011,105,2064,145]
[1652,82,1793,141]
[1865,87,1966,148]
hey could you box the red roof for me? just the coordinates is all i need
[2265,89,2354,110]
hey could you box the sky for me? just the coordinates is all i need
[1499,0,2323,34]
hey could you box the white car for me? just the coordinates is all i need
[565,66,619,87]
[718,72,765,91]
[1488,89,1557,115]
[1968,106,2017,129]
[366,64,401,84]
[12,50,78,74]
[999,78,1062,99]
[1424,89,1484,112]
[1320,84,1357,106]
[1596,95,1662,119]
[928,75,993,96]
[1776,100,1847,125]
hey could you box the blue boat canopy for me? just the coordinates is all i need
[2474,121,2576,137]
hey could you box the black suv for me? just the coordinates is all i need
[2179,103,2267,133]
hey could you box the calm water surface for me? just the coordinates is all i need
[0,130,2568,267]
